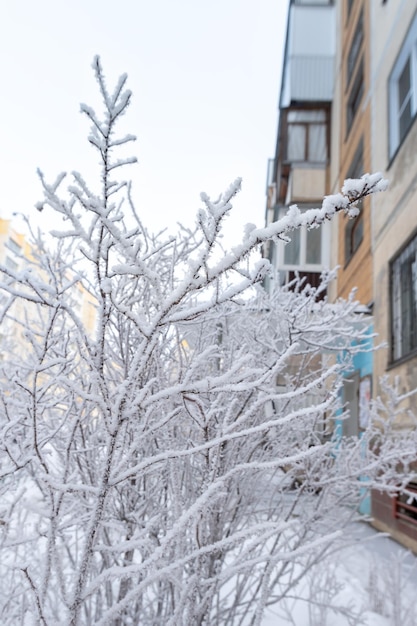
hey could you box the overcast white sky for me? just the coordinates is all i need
[0,0,288,244]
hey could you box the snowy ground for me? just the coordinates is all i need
[261,521,417,626]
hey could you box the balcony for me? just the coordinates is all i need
[281,2,335,107]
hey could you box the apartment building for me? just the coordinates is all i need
[267,0,417,548]
[0,217,97,348]
[332,0,417,549]
[367,0,417,550]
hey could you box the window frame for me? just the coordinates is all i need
[276,204,330,273]
[389,229,417,363]
[284,108,329,165]
[388,12,417,161]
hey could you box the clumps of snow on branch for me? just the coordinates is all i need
[342,172,389,200]
[251,172,388,245]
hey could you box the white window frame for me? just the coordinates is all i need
[275,207,330,273]
[389,14,417,159]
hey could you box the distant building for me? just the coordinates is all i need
[0,217,97,354]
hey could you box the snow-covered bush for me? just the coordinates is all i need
[0,58,414,626]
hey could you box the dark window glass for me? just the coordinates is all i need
[347,10,363,86]
[347,59,364,132]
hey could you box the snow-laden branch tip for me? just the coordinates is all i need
[250,172,388,245]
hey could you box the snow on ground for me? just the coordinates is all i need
[261,521,417,626]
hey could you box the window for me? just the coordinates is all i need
[347,9,363,86]
[346,59,364,132]
[398,57,413,141]
[388,13,417,159]
[390,232,417,361]
[285,110,328,164]
[279,206,325,271]
[344,138,364,264]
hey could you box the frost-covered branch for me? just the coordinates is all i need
[0,58,409,626]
